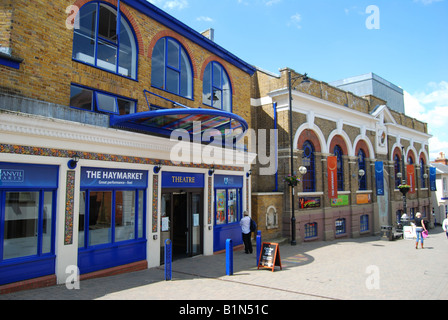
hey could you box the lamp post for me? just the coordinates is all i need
[398,146,409,221]
[288,69,310,245]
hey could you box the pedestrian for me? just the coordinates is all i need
[414,212,427,249]
[240,211,253,254]
[442,213,448,239]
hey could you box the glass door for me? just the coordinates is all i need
[189,193,202,256]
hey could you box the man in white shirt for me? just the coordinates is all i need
[240,211,253,254]
[442,214,448,239]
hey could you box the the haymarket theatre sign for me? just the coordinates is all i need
[81,167,148,188]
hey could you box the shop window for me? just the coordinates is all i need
[78,189,145,249]
[202,61,232,112]
[215,188,241,226]
[304,223,317,239]
[2,190,55,261]
[151,37,193,99]
[334,145,344,191]
[360,215,369,232]
[70,84,136,115]
[72,2,137,79]
[302,141,316,192]
[335,218,346,235]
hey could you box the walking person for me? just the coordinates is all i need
[240,211,254,254]
[414,212,427,249]
[442,213,448,239]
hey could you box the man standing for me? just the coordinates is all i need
[240,211,253,254]
[442,213,448,239]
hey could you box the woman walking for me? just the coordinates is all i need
[414,212,427,249]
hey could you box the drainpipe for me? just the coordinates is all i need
[273,102,278,192]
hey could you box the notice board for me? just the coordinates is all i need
[258,242,282,272]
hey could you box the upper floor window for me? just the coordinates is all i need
[420,157,426,189]
[334,145,344,191]
[395,154,401,188]
[203,61,232,112]
[302,141,316,192]
[358,149,367,191]
[72,2,137,79]
[70,84,136,115]
[151,37,193,99]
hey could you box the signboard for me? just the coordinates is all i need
[331,194,349,206]
[258,242,282,272]
[327,156,338,199]
[299,197,321,209]
[356,194,371,204]
[81,167,148,188]
[375,161,384,196]
[0,162,58,189]
[162,172,204,189]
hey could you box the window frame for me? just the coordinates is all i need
[78,188,146,250]
[302,141,316,192]
[335,218,346,236]
[151,37,194,100]
[334,145,344,191]
[202,61,233,112]
[358,149,367,191]
[70,83,137,115]
[72,2,138,80]
[304,222,318,239]
[214,187,242,227]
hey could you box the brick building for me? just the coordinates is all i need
[0,0,256,288]
[251,67,433,243]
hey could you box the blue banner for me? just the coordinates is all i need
[430,166,437,191]
[0,162,59,189]
[81,167,148,188]
[214,175,244,188]
[375,161,384,196]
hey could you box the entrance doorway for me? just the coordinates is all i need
[161,189,203,263]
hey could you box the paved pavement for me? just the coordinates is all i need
[2,227,448,301]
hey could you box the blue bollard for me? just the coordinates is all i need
[165,239,172,281]
[226,239,233,276]
[256,230,262,266]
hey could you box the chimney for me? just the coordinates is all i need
[201,28,214,42]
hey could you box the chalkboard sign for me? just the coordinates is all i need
[258,242,282,272]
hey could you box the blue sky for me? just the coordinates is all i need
[148,0,448,160]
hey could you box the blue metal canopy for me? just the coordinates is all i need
[110,91,248,145]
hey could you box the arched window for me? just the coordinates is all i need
[358,149,367,191]
[302,141,315,192]
[151,37,193,99]
[420,157,426,188]
[203,62,232,112]
[394,154,401,188]
[72,2,137,79]
[334,145,344,191]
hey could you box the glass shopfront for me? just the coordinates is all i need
[213,175,243,252]
[0,163,58,285]
[78,167,147,274]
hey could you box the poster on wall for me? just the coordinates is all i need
[327,156,338,199]
[331,195,349,206]
[298,197,321,209]
[216,189,226,225]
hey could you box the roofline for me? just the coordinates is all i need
[123,0,256,76]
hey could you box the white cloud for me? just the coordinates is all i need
[404,81,448,160]
[414,0,444,5]
[147,0,188,10]
[288,13,302,29]
[196,16,214,22]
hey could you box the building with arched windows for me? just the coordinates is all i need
[0,0,256,289]
[251,67,433,243]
